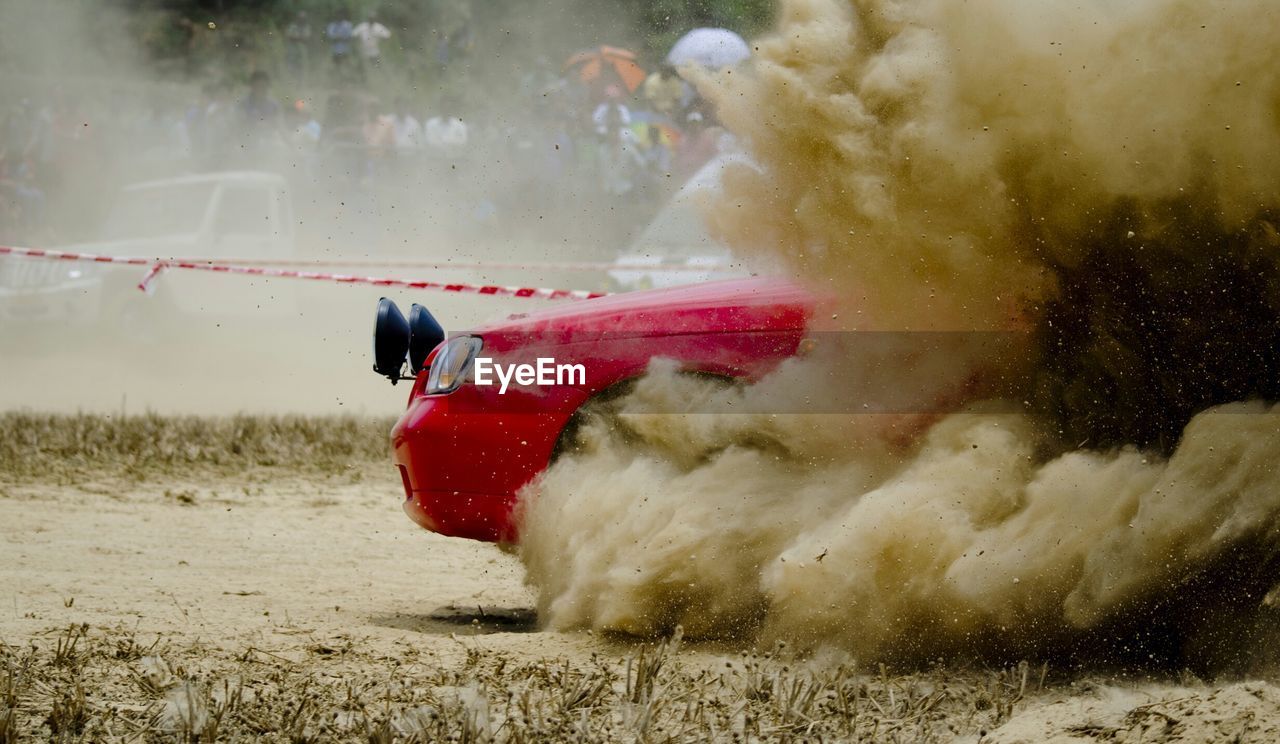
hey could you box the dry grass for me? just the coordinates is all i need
[0,413,396,482]
[2,412,1232,741]
[0,624,1042,742]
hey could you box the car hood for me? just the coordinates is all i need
[468,276,816,349]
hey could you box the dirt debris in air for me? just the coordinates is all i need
[2,414,1279,742]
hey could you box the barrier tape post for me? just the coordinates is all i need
[138,262,168,294]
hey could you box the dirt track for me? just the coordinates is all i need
[1,468,556,661]
[4,465,1280,741]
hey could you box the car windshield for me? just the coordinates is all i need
[101,182,216,240]
[629,193,722,258]
[213,186,273,237]
[626,155,748,259]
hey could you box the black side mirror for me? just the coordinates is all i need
[407,303,445,374]
[372,297,411,383]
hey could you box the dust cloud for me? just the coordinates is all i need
[523,372,1280,665]
[519,0,1280,668]
[708,0,1280,331]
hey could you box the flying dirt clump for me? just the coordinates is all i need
[519,0,1280,668]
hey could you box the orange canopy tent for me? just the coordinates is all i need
[564,45,647,93]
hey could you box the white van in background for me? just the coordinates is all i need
[607,153,755,291]
[0,171,296,327]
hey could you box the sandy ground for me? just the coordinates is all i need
[1,468,554,662]
[4,466,1280,741]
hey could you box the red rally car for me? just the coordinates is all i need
[372,277,819,543]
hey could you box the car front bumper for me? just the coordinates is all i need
[391,381,589,543]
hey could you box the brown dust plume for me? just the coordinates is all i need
[519,0,1280,668]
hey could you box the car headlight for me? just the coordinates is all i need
[425,336,483,394]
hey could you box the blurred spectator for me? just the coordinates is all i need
[326,12,354,72]
[359,101,395,181]
[595,99,644,199]
[425,99,468,150]
[353,15,391,69]
[240,71,280,123]
[435,22,472,70]
[591,85,631,136]
[361,102,394,151]
[284,11,312,80]
[674,105,725,180]
[0,9,739,250]
[641,124,672,175]
[642,65,687,117]
[289,100,322,145]
[186,81,230,165]
[236,71,283,160]
[388,97,422,151]
[279,100,320,181]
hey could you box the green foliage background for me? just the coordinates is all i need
[121,0,776,67]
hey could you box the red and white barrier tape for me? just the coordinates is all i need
[0,245,154,267]
[0,246,610,301]
[0,246,735,274]
[159,256,740,274]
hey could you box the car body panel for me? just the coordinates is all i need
[391,276,818,542]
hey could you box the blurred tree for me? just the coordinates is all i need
[115,0,774,61]
[632,0,774,58]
